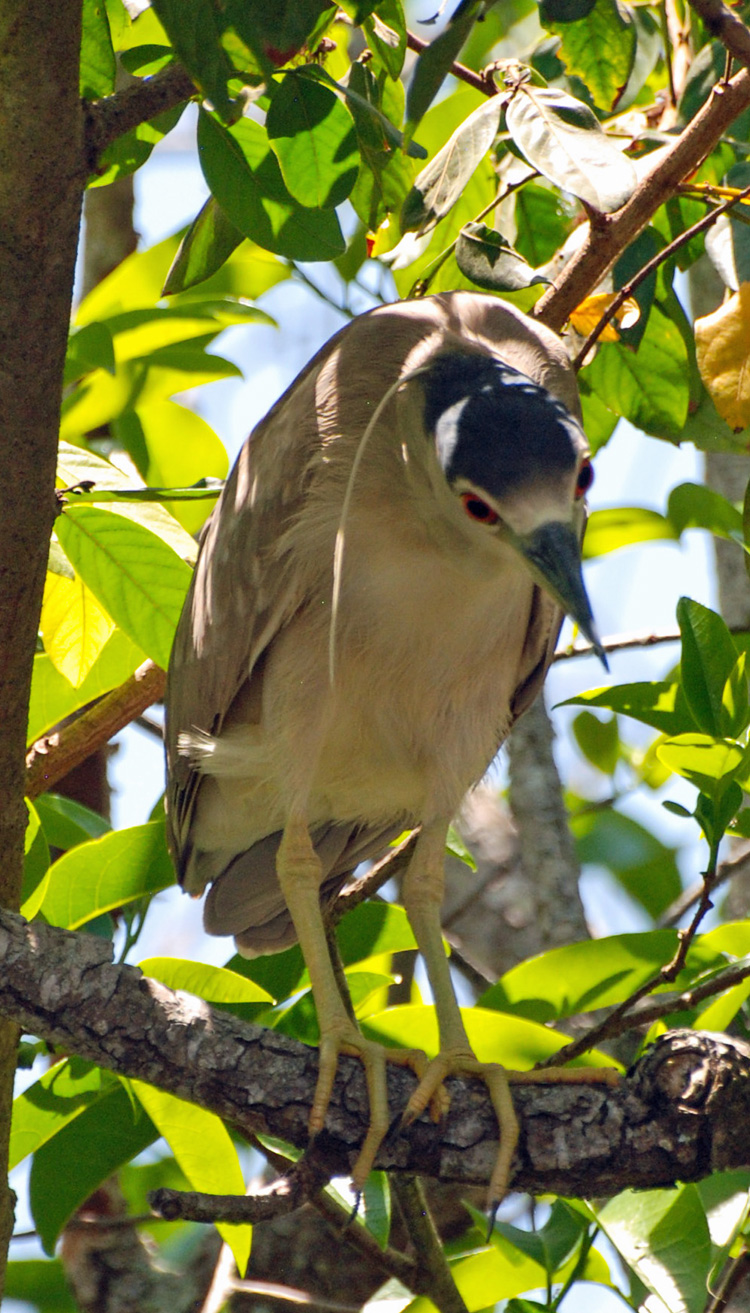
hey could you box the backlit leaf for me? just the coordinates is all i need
[584,303,689,441]
[39,819,174,929]
[582,507,677,559]
[56,505,192,671]
[596,1186,711,1313]
[695,283,750,431]
[163,196,245,293]
[132,1081,251,1273]
[545,0,635,112]
[40,567,115,688]
[677,597,741,738]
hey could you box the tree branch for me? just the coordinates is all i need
[83,63,196,172]
[2,908,750,1201]
[25,660,166,801]
[534,66,750,332]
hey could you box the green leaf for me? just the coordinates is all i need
[150,0,233,118]
[139,957,273,1004]
[362,0,407,79]
[64,321,115,384]
[34,794,111,851]
[479,929,683,1022]
[136,400,229,535]
[573,808,682,917]
[5,1260,77,1312]
[10,1058,114,1169]
[405,0,482,129]
[91,103,186,188]
[336,900,418,966]
[80,0,116,98]
[40,565,115,688]
[198,109,345,261]
[677,597,741,738]
[30,1080,157,1253]
[361,1172,391,1250]
[540,0,595,19]
[347,62,416,230]
[401,95,503,234]
[657,734,746,798]
[22,801,50,920]
[495,1199,587,1273]
[363,1004,618,1069]
[267,69,359,209]
[446,825,477,872]
[723,651,750,738]
[514,181,575,268]
[39,819,174,930]
[505,82,637,214]
[582,507,677,559]
[572,710,619,774]
[562,678,696,736]
[584,303,690,441]
[578,377,618,454]
[27,631,146,745]
[56,505,192,671]
[455,223,549,291]
[667,481,744,542]
[596,1185,712,1313]
[119,42,173,76]
[132,1081,252,1273]
[163,196,245,294]
[545,0,635,112]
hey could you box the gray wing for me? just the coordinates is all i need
[164,341,336,879]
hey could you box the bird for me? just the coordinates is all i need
[165,291,606,1206]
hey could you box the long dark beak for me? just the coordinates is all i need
[516,520,608,669]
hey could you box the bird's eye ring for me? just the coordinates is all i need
[575,459,594,499]
[460,492,499,525]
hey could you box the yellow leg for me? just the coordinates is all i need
[276,816,427,1190]
[399,821,623,1208]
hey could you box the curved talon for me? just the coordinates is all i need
[311,1023,428,1191]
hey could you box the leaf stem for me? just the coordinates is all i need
[572,181,750,369]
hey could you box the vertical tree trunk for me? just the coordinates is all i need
[0,1,84,1291]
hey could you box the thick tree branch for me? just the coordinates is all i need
[2,909,750,1201]
[25,660,165,801]
[534,66,750,332]
[689,0,750,71]
[83,63,196,172]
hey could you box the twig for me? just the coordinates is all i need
[229,1280,365,1312]
[83,63,196,171]
[331,831,420,922]
[572,182,750,368]
[588,956,750,1039]
[705,1248,750,1313]
[688,0,750,73]
[25,659,166,800]
[405,29,497,98]
[660,848,750,926]
[534,66,750,333]
[540,850,722,1068]
[553,625,685,661]
[150,1158,330,1225]
[391,1176,468,1313]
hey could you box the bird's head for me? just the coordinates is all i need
[421,350,606,667]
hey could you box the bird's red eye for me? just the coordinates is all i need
[575,459,594,499]
[461,492,499,525]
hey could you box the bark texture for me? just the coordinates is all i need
[2,910,749,1201]
[0,1,84,1289]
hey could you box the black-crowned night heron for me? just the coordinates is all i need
[165,292,607,1206]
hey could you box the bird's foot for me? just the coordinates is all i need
[402,1051,621,1210]
[311,1019,428,1192]
[402,1047,519,1209]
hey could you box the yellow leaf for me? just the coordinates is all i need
[570,292,640,340]
[695,284,750,431]
[40,567,115,688]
